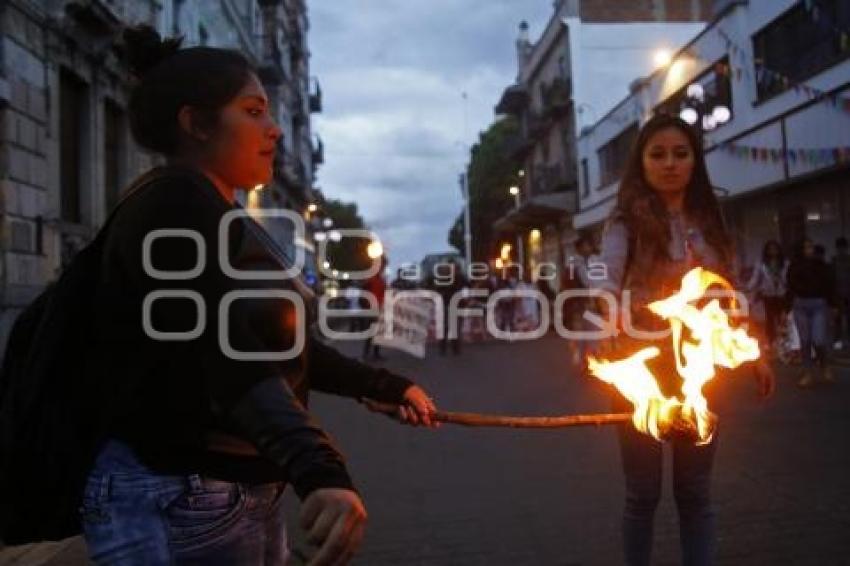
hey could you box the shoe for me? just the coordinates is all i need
[821,366,836,384]
[797,371,815,388]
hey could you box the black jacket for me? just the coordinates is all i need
[787,256,834,303]
[93,166,412,498]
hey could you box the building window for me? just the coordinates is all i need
[597,123,638,189]
[60,68,87,224]
[104,100,125,213]
[581,158,589,197]
[753,0,850,101]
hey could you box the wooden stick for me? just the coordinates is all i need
[361,399,631,429]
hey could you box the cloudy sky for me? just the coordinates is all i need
[308,1,703,269]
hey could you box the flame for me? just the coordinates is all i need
[588,267,760,444]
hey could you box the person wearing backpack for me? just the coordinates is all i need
[592,114,774,566]
[1,25,438,565]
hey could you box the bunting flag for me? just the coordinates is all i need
[719,142,850,166]
[715,17,850,116]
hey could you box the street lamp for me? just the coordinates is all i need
[653,49,672,68]
[678,83,730,133]
[367,240,384,259]
[507,186,524,268]
[509,185,520,208]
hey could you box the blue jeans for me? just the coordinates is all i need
[81,440,289,565]
[793,297,829,367]
[618,424,716,566]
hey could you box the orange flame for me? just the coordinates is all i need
[588,267,760,444]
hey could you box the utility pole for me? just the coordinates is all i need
[459,173,472,270]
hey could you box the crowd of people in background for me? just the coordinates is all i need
[333,233,850,387]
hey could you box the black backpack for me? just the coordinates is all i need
[0,169,176,544]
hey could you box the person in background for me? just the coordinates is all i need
[831,237,850,350]
[536,275,556,332]
[787,238,835,387]
[571,235,597,373]
[427,259,466,355]
[363,256,388,360]
[746,240,789,358]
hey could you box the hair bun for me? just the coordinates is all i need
[123,24,183,78]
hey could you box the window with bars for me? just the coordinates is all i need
[753,0,850,101]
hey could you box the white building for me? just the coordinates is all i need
[575,0,850,269]
[492,0,708,282]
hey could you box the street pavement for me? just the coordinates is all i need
[284,335,850,566]
[3,334,849,565]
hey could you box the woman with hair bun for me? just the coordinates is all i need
[74,25,437,565]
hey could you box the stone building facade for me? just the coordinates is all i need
[0,0,322,354]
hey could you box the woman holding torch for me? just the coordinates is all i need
[593,114,774,566]
[71,25,438,565]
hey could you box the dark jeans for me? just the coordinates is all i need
[618,424,717,566]
[793,297,829,367]
[762,296,787,347]
[82,440,289,565]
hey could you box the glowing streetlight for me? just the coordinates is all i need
[500,243,512,260]
[328,230,342,242]
[323,218,333,228]
[322,260,331,270]
[367,240,384,259]
[653,49,672,68]
[509,186,519,196]
[314,232,327,242]
[679,107,699,125]
[307,203,318,213]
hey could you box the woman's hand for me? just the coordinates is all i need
[397,385,439,428]
[753,359,776,399]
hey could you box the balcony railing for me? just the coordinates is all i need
[257,32,285,85]
[542,77,572,118]
[531,162,577,195]
[312,135,324,166]
[309,77,322,113]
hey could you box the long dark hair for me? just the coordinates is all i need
[614,113,732,268]
[761,239,785,265]
[122,25,255,156]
